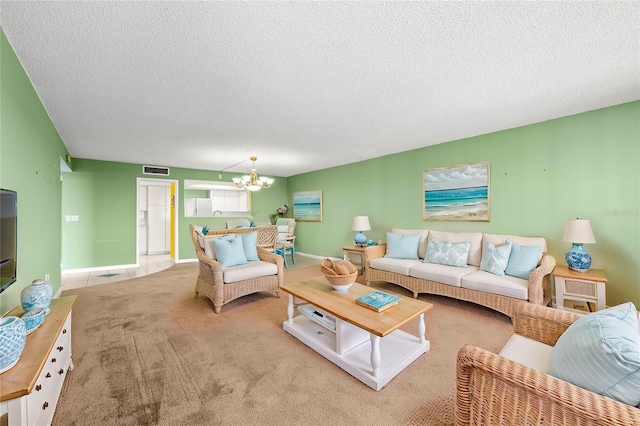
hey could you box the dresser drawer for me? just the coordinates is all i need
[27,312,72,426]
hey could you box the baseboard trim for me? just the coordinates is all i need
[62,263,139,275]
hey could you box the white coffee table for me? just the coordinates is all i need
[281,279,432,391]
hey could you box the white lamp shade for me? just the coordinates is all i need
[352,215,371,232]
[563,219,596,244]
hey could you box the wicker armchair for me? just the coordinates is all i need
[190,224,283,313]
[456,301,640,425]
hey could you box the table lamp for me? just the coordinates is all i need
[562,218,596,272]
[352,216,371,247]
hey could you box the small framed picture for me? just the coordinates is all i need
[293,190,323,222]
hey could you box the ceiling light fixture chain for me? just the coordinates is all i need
[232,156,273,191]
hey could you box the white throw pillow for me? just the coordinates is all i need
[480,241,512,276]
[424,238,471,268]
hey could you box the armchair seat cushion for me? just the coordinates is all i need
[461,270,529,300]
[223,261,278,284]
[409,263,478,287]
[499,334,554,373]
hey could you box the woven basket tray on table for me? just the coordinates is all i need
[321,258,357,287]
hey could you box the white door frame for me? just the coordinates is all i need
[136,177,179,265]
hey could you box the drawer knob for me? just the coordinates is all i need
[35,385,42,391]
[62,329,67,334]
[46,373,51,378]
[57,346,64,352]
[51,358,57,363]
[43,402,49,410]
[58,369,64,375]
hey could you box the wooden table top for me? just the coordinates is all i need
[553,265,607,282]
[281,279,432,337]
[0,296,77,401]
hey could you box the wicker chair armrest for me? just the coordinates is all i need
[527,254,556,305]
[363,244,387,270]
[257,247,285,287]
[196,251,224,274]
[257,247,281,264]
[512,301,582,346]
[456,345,640,426]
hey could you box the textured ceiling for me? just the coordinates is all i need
[1,1,639,177]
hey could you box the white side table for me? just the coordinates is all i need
[554,265,607,313]
[342,246,367,275]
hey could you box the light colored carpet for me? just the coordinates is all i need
[54,263,512,425]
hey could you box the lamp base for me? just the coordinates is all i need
[354,232,367,247]
[565,243,592,272]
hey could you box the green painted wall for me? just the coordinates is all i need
[0,30,70,314]
[3,25,637,310]
[61,160,288,270]
[289,102,640,307]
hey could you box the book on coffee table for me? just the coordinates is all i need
[356,291,400,312]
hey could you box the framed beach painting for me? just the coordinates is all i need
[423,162,490,221]
[293,190,323,222]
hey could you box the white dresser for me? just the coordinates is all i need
[1,296,76,426]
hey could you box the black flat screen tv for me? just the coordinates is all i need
[0,188,17,294]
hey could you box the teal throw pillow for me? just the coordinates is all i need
[384,232,420,260]
[480,241,512,276]
[550,302,640,406]
[424,238,471,267]
[504,241,543,280]
[240,231,259,262]
[212,235,248,267]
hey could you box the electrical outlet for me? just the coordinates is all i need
[71,215,79,221]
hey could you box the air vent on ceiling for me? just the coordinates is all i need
[143,165,170,176]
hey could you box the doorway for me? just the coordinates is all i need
[136,178,178,265]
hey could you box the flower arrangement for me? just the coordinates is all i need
[276,204,289,216]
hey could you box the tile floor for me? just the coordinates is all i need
[61,254,175,291]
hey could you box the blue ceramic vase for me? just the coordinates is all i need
[20,278,52,315]
[565,243,592,272]
[0,316,27,373]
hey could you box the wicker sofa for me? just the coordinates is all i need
[190,224,284,313]
[364,229,556,318]
[456,302,640,425]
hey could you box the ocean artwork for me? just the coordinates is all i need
[293,190,323,222]
[423,162,490,221]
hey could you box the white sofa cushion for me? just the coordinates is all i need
[391,228,429,259]
[461,270,529,300]
[370,257,423,276]
[409,262,478,287]
[427,230,483,266]
[223,260,278,284]
[499,334,554,373]
[483,233,547,263]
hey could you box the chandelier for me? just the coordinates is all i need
[232,156,274,191]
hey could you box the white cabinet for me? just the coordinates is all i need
[208,189,249,214]
[554,266,607,313]
[1,297,76,426]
